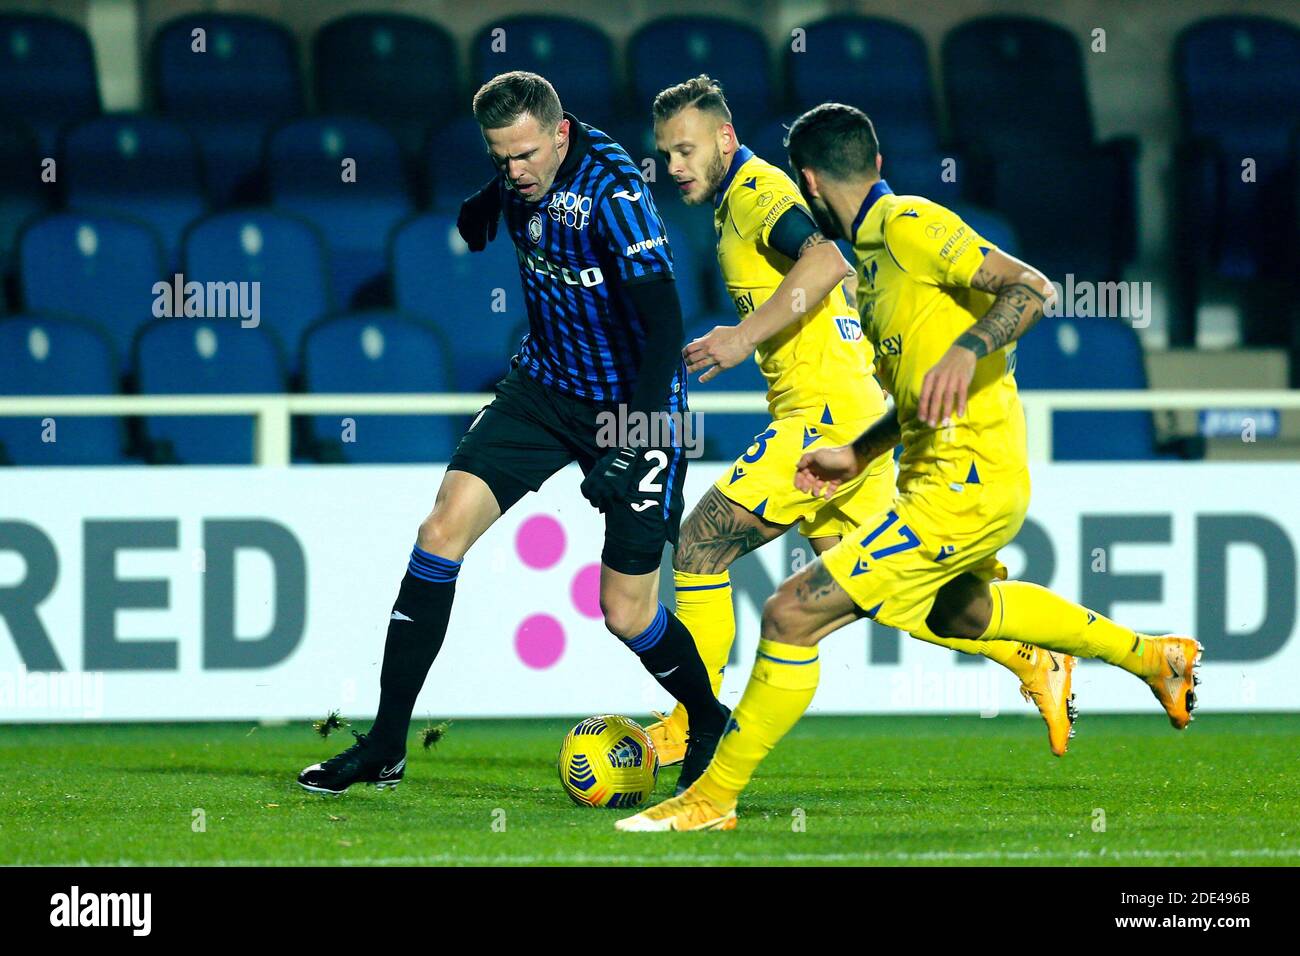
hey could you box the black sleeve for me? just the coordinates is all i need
[623,274,684,421]
[766,204,822,260]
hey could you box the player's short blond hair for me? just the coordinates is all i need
[652,74,732,124]
[473,71,564,131]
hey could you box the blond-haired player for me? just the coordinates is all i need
[645,77,1076,781]
[621,102,1201,832]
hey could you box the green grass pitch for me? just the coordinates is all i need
[3,714,1297,866]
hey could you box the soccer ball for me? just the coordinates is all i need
[558,715,659,809]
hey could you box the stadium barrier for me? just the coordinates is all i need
[2,390,1298,721]
[3,390,1300,464]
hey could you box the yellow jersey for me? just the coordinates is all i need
[714,147,883,424]
[851,180,1027,487]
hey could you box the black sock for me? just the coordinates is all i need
[368,546,461,753]
[624,604,724,732]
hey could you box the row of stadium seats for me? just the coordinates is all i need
[4,207,737,378]
[2,12,1298,320]
[0,150,1018,347]
[0,310,1164,466]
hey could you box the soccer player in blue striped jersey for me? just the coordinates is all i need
[299,72,728,797]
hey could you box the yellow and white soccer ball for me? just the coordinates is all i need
[558,715,659,809]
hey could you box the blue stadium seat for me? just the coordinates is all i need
[152,14,302,204]
[980,150,1129,283]
[0,314,126,465]
[879,154,962,206]
[472,17,616,127]
[788,16,940,157]
[684,314,771,461]
[629,18,772,128]
[61,115,207,268]
[943,17,1100,155]
[1171,16,1300,344]
[663,218,706,321]
[135,318,284,464]
[391,213,520,391]
[745,119,797,176]
[268,118,412,308]
[0,121,51,280]
[427,115,494,211]
[657,202,719,310]
[1013,317,1163,461]
[0,14,99,154]
[302,311,458,463]
[183,210,332,373]
[19,212,163,365]
[314,14,458,159]
[942,17,1137,282]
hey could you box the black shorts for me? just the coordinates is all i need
[447,367,688,576]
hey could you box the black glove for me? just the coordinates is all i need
[457,178,502,252]
[580,447,640,513]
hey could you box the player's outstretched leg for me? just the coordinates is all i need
[618,557,860,832]
[933,576,1201,730]
[647,488,787,766]
[298,472,500,796]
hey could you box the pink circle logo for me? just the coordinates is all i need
[514,613,565,669]
[515,515,565,569]
[510,515,607,669]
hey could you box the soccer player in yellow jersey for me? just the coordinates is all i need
[643,76,1075,780]
[620,102,1202,832]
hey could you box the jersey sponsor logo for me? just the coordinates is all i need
[625,234,667,256]
[925,221,947,239]
[878,333,903,356]
[527,213,543,244]
[834,315,863,341]
[732,290,755,317]
[611,188,642,202]
[548,190,593,230]
[862,259,878,288]
[757,190,774,207]
[517,246,606,287]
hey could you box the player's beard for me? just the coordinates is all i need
[685,148,728,206]
[805,194,843,240]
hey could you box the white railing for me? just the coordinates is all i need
[1,390,1297,465]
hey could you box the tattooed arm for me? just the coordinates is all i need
[684,209,853,382]
[916,249,1056,426]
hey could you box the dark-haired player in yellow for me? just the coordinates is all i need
[644,76,1075,774]
[620,102,1201,832]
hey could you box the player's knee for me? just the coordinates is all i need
[600,596,657,641]
[416,511,470,562]
[925,594,992,640]
[760,589,816,647]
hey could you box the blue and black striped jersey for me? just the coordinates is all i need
[501,115,686,410]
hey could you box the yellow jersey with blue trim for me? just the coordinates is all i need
[713,147,883,424]
[850,180,1027,487]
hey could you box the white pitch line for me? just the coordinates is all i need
[24,846,1300,867]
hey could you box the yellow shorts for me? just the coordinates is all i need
[713,414,895,540]
[821,470,1032,634]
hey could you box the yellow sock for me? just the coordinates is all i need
[694,639,820,809]
[668,570,735,728]
[985,581,1155,677]
[910,627,1039,682]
